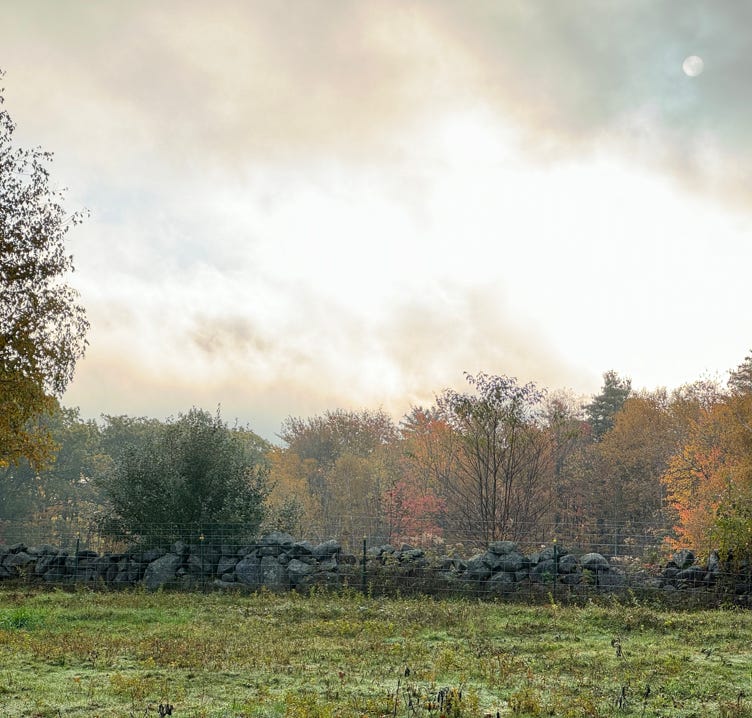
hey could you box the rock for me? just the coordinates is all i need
[35,554,66,576]
[30,544,57,556]
[318,557,338,573]
[495,552,528,573]
[260,532,295,548]
[8,551,35,568]
[487,571,516,595]
[185,554,212,576]
[313,540,341,560]
[557,554,579,574]
[235,556,263,589]
[143,554,181,591]
[488,540,520,556]
[672,549,695,570]
[539,545,568,562]
[580,553,610,572]
[258,545,283,557]
[597,570,626,590]
[531,559,557,581]
[465,554,492,583]
[676,566,706,586]
[171,541,189,558]
[289,541,315,559]
[141,547,167,563]
[259,556,288,591]
[43,566,68,581]
[400,549,425,562]
[216,556,239,577]
[287,558,317,586]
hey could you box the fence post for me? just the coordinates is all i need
[361,536,367,595]
[199,532,205,592]
[74,534,80,583]
[552,538,558,602]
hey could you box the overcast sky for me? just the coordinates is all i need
[2,1,750,439]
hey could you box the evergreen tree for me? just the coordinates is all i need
[585,370,632,441]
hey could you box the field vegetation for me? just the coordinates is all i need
[1,587,752,717]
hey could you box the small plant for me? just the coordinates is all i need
[0,606,43,630]
[508,683,543,716]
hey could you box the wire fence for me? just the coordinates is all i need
[0,516,747,606]
[0,514,672,557]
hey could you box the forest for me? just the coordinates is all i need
[2,356,751,562]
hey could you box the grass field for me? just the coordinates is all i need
[1,587,751,717]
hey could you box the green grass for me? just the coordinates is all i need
[0,587,751,716]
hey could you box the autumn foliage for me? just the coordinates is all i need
[662,391,752,558]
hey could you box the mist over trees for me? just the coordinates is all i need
[3,68,750,560]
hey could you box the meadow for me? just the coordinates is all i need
[0,587,751,717]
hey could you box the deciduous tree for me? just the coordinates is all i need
[436,372,552,545]
[0,75,88,467]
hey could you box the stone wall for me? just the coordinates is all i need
[0,532,745,602]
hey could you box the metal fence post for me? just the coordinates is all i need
[361,536,367,595]
[74,534,80,583]
[552,538,558,602]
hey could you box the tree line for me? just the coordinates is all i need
[1,358,751,561]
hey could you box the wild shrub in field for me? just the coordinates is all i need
[0,606,43,629]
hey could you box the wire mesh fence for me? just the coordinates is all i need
[0,515,748,606]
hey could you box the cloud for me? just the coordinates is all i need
[425,1,752,205]
[4,1,750,433]
[5,1,751,206]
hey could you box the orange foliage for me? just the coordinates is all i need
[662,393,752,555]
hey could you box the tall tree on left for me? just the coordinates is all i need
[0,74,88,467]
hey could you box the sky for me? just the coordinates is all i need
[2,1,751,440]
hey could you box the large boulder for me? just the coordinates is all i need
[260,555,289,591]
[216,556,239,577]
[487,571,516,595]
[287,558,317,587]
[465,554,492,583]
[557,554,580,574]
[313,540,341,560]
[531,559,557,582]
[495,552,528,573]
[289,541,315,559]
[143,554,181,591]
[235,556,263,589]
